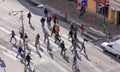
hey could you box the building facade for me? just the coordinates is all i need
[77,0,120,26]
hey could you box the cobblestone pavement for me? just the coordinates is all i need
[32,0,120,35]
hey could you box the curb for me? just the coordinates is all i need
[29,0,106,41]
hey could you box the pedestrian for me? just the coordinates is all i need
[19,26,24,39]
[16,45,24,58]
[24,33,30,51]
[73,50,77,65]
[24,33,30,42]
[80,24,85,35]
[44,8,48,18]
[47,15,52,27]
[26,53,32,66]
[35,33,40,50]
[51,24,56,36]
[60,41,67,55]
[70,23,74,30]
[79,41,86,53]
[70,38,77,53]
[79,9,83,18]
[43,29,49,43]
[55,25,60,34]
[68,30,73,40]
[40,17,45,28]
[73,31,77,40]
[10,30,17,44]
[47,39,50,51]
[54,33,61,44]
[27,12,32,24]
[52,14,57,24]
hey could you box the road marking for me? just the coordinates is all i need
[49,37,59,48]
[0,27,11,34]
[0,27,69,72]
[32,41,59,52]
[81,55,102,72]
[2,51,17,61]
[0,45,17,61]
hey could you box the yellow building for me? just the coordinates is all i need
[77,0,120,25]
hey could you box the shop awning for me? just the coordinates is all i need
[95,0,108,4]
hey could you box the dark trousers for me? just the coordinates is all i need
[26,60,30,66]
[80,47,86,53]
[10,36,17,43]
[28,18,31,24]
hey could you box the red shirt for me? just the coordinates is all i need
[80,25,85,32]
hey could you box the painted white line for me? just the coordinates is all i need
[0,45,7,50]
[49,37,59,48]
[0,45,17,61]
[81,55,102,72]
[0,27,69,72]
[39,40,57,51]
[0,27,11,34]
[2,51,17,61]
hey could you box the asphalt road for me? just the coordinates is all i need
[0,0,120,72]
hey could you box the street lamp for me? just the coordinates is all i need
[10,10,28,72]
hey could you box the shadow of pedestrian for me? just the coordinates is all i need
[36,50,42,58]
[80,51,91,62]
[48,51,54,59]
[72,63,81,72]
[0,57,6,72]
[29,23,35,30]
[76,51,81,61]
[38,46,44,52]
[62,54,69,63]
[28,65,33,72]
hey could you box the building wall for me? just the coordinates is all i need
[77,0,96,12]
[77,0,118,24]
[87,0,96,12]
[108,8,115,23]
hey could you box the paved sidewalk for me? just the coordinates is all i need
[29,0,120,36]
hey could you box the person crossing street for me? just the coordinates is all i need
[44,8,48,18]
[79,40,86,53]
[27,12,32,24]
[26,53,32,66]
[43,29,49,43]
[60,41,67,55]
[16,45,24,58]
[35,33,40,50]
[40,17,46,28]
[10,30,17,44]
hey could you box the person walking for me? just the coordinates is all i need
[40,17,46,28]
[79,41,86,53]
[55,25,60,34]
[27,12,32,24]
[47,15,52,27]
[16,45,24,58]
[52,14,57,24]
[24,33,30,51]
[51,24,56,36]
[80,24,85,35]
[73,50,77,66]
[10,30,17,44]
[47,39,50,52]
[35,33,40,50]
[43,29,49,43]
[54,33,61,44]
[26,53,32,66]
[60,41,67,55]
[70,38,77,53]
[73,31,77,41]
[44,8,48,18]
[68,30,73,40]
